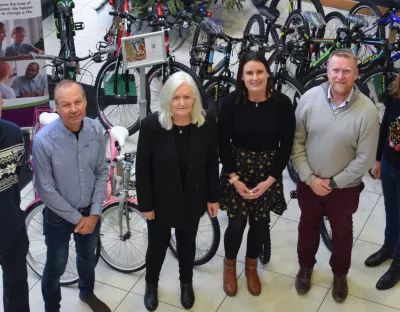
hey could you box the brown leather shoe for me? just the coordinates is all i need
[223,258,238,296]
[295,267,313,295]
[332,275,348,303]
[245,257,261,296]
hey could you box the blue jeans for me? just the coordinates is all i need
[41,208,100,312]
[382,156,400,260]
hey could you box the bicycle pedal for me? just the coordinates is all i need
[290,190,297,199]
[74,22,85,31]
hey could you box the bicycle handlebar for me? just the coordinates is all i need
[109,11,137,23]
[30,45,116,62]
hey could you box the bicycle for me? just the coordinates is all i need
[94,8,207,135]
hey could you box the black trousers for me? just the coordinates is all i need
[224,213,270,260]
[145,219,199,284]
[0,227,30,312]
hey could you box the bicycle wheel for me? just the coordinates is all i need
[203,76,236,113]
[169,210,221,266]
[252,0,267,7]
[100,201,148,272]
[94,57,142,135]
[361,66,400,123]
[190,21,211,77]
[147,61,208,114]
[324,12,348,39]
[270,0,325,38]
[26,201,101,286]
[321,216,332,252]
[258,224,271,264]
[273,73,304,182]
[244,14,265,38]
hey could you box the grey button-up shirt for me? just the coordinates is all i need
[32,117,108,225]
[11,74,47,97]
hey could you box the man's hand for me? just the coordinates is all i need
[310,178,332,196]
[207,202,219,218]
[74,216,100,235]
[33,91,42,96]
[142,211,155,220]
[22,92,30,97]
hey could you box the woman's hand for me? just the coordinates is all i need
[142,211,155,220]
[233,180,257,200]
[207,202,219,218]
[372,161,381,180]
[249,181,271,198]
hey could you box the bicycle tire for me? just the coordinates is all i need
[360,66,400,123]
[349,1,385,38]
[147,61,208,114]
[100,201,147,273]
[203,76,236,113]
[258,224,271,264]
[320,216,332,252]
[270,0,325,38]
[244,14,265,38]
[94,57,142,135]
[252,0,267,7]
[168,210,221,266]
[26,201,101,286]
[272,73,303,182]
[324,12,348,39]
[190,20,211,77]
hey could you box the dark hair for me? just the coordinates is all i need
[391,74,400,99]
[235,50,274,105]
[0,22,4,30]
[11,26,25,34]
[27,62,40,71]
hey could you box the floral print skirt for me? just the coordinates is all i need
[219,146,287,220]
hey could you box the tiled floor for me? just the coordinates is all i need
[14,1,398,311]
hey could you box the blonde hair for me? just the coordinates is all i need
[327,49,358,69]
[158,72,205,130]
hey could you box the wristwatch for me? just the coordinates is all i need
[329,177,338,189]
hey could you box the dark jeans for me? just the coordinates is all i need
[297,181,360,276]
[381,156,400,260]
[224,213,270,260]
[42,208,100,312]
[0,227,29,312]
[145,219,199,284]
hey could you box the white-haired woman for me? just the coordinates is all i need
[136,72,219,311]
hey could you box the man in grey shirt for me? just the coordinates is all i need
[292,49,379,303]
[11,62,47,97]
[33,80,110,312]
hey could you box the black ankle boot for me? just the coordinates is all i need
[180,282,195,309]
[365,245,393,267]
[144,284,158,311]
[376,259,400,290]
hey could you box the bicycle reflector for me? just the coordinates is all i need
[156,2,164,17]
[206,11,212,17]
[108,0,114,6]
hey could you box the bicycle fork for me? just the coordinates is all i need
[117,154,134,240]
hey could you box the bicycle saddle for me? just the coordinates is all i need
[258,6,280,23]
[110,126,129,148]
[346,14,369,28]
[39,112,59,126]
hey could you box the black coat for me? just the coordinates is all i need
[136,112,219,228]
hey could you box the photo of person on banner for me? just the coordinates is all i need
[11,62,48,98]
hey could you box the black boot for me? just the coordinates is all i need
[365,245,393,267]
[376,259,400,290]
[180,282,195,309]
[144,284,158,311]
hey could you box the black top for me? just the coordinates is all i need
[173,124,191,188]
[0,120,26,248]
[377,96,400,167]
[218,90,296,179]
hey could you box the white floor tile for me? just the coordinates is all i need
[95,258,144,291]
[266,217,334,288]
[319,292,400,312]
[24,190,36,201]
[353,191,381,238]
[20,198,32,210]
[28,279,128,311]
[20,182,34,198]
[358,195,385,246]
[115,292,185,311]
[132,253,245,312]
[347,240,400,309]
[363,173,382,195]
[218,269,328,312]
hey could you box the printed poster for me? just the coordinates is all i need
[0,0,49,126]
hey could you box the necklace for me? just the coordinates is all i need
[176,125,186,134]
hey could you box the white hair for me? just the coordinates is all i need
[158,72,205,130]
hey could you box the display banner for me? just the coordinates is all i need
[0,0,49,126]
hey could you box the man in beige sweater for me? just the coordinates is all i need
[292,49,379,303]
